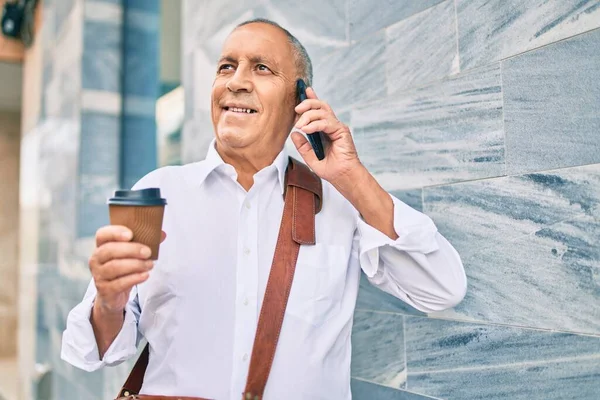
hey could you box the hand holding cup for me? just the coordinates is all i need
[89,188,167,314]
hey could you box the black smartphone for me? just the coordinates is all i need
[296,79,326,160]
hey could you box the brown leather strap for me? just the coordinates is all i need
[242,158,320,400]
[116,157,321,400]
[117,344,150,398]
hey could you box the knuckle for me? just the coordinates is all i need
[95,245,109,263]
[102,259,117,274]
[88,254,97,270]
[95,280,107,294]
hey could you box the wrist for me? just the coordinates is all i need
[92,297,125,319]
[331,162,371,201]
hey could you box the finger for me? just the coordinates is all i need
[109,272,150,294]
[94,241,152,265]
[301,119,330,135]
[160,231,167,243]
[95,258,154,281]
[96,225,133,247]
[291,131,319,165]
[295,109,328,130]
[294,99,327,114]
[306,86,319,100]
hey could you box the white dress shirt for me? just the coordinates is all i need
[61,141,466,400]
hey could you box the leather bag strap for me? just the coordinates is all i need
[116,157,322,400]
[242,158,320,400]
[117,344,150,398]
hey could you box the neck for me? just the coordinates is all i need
[215,142,284,191]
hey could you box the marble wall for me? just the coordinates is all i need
[182,0,600,399]
[18,0,160,399]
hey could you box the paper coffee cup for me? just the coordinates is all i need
[107,188,167,260]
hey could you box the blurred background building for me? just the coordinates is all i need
[0,0,599,399]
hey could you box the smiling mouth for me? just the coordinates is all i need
[224,106,257,114]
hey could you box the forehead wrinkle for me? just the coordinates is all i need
[218,55,237,64]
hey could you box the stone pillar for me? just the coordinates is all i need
[17,0,160,398]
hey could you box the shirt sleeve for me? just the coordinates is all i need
[60,168,169,371]
[60,280,142,372]
[355,193,467,313]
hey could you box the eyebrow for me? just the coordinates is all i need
[218,54,279,68]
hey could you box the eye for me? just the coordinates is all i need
[256,64,271,73]
[218,64,234,73]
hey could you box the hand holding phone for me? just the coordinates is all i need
[296,79,326,160]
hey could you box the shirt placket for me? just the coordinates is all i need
[230,188,259,398]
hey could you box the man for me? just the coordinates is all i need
[62,19,466,399]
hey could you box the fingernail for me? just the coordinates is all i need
[121,231,132,240]
[145,260,154,269]
[140,247,151,258]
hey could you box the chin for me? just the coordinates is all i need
[216,127,255,148]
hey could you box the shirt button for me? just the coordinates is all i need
[245,201,251,209]
[243,353,249,361]
[244,248,250,255]
[243,298,249,306]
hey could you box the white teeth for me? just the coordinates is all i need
[229,107,254,114]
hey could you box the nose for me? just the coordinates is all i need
[226,64,253,93]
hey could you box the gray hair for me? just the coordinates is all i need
[235,18,313,87]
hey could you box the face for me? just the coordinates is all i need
[211,23,299,157]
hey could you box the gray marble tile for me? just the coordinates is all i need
[183,52,195,119]
[348,0,445,40]
[352,63,504,191]
[457,0,600,71]
[423,164,600,334]
[312,48,353,113]
[356,273,426,316]
[337,111,352,129]
[385,0,459,94]
[390,190,423,212]
[123,23,159,97]
[351,379,440,400]
[313,30,386,113]
[411,357,600,400]
[351,311,406,388]
[253,0,347,62]
[503,28,600,175]
[122,115,158,190]
[79,112,120,176]
[54,0,76,36]
[186,0,347,65]
[82,21,121,91]
[181,112,215,164]
[405,317,600,372]
[127,0,159,12]
[183,0,259,56]
[78,112,120,237]
[190,48,216,115]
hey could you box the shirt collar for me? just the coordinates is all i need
[201,139,289,194]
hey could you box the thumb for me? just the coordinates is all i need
[291,131,318,165]
[160,231,167,243]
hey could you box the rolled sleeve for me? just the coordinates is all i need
[355,193,466,312]
[61,281,140,372]
[357,194,439,278]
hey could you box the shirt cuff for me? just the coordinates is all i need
[61,296,139,372]
[357,194,440,278]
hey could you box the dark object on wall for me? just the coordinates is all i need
[1,0,37,47]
